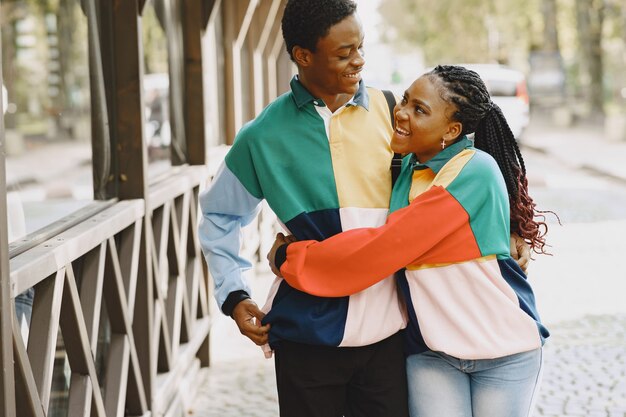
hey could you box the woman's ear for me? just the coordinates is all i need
[293,46,312,67]
[444,121,463,141]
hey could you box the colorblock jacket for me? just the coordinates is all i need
[275,137,549,359]
[198,76,407,349]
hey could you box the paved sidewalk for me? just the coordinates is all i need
[535,315,626,417]
[521,120,626,183]
[190,269,280,417]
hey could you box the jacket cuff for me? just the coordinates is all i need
[222,290,251,317]
[274,243,290,271]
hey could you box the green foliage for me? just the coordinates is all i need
[379,0,626,112]
[1,0,90,137]
[142,3,168,75]
[378,0,539,66]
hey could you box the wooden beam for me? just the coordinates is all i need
[235,0,259,47]
[139,0,149,15]
[0,27,16,417]
[61,268,107,417]
[78,243,107,353]
[103,238,148,415]
[101,0,149,200]
[266,7,286,102]
[132,217,155,407]
[249,0,282,116]
[255,0,282,53]
[85,0,112,200]
[183,0,207,165]
[203,0,222,30]
[13,318,45,417]
[202,0,220,30]
[9,201,144,296]
[223,0,258,143]
[118,220,143,313]
[27,271,64,414]
[162,0,188,166]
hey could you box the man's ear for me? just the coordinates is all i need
[444,121,463,141]
[293,46,313,67]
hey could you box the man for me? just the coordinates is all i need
[199,1,409,415]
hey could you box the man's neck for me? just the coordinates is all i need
[297,75,353,113]
[323,94,353,113]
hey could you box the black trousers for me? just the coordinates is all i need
[274,331,409,417]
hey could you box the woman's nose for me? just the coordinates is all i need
[395,108,408,120]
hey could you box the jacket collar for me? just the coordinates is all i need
[290,75,369,111]
[411,136,473,173]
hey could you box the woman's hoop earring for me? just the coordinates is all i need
[441,139,446,150]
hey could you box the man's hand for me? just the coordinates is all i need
[510,233,530,273]
[267,233,297,277]
[231,299,270,346]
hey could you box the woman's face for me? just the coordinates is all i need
[391,76,461,162]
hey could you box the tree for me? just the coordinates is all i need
[542,0,560,52]
[378,0,538,67]
[576,0,605,119]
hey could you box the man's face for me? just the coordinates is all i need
[304,14,365,98]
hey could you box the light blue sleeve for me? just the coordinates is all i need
[198,162,263,311]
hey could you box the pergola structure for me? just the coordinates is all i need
[0,1,290,416]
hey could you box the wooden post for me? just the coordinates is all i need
[163,0,188,166]
[249,0,282,116]
[223,0,258,144]
[101,0,149,201]
[0,30,17,417]
[85,0,112,201]
[99,0,155,409]
[182,0,209,165]
[266,3,287,102]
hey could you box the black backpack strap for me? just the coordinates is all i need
[382,90,403,187]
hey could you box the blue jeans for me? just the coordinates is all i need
[15,288,35,327]
[406,348,543,417]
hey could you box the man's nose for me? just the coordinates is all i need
[351,51,365,67]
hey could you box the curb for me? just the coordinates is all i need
[522,143,626,185]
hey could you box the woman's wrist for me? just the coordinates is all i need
[274,243,290,271]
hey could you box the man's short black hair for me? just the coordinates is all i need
[282,0,357,61]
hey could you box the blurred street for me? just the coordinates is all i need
[189,118,626,417]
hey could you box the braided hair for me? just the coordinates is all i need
[427,65,554,255]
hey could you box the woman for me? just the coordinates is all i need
[268,65,551,417]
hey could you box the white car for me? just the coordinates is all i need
[459,64,530,140]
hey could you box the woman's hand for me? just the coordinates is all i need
[510,233,530,273]
[267,233,297,277]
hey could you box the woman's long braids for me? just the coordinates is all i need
[427,65,554,255]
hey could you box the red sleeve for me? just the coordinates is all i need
[279,186,481,297]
